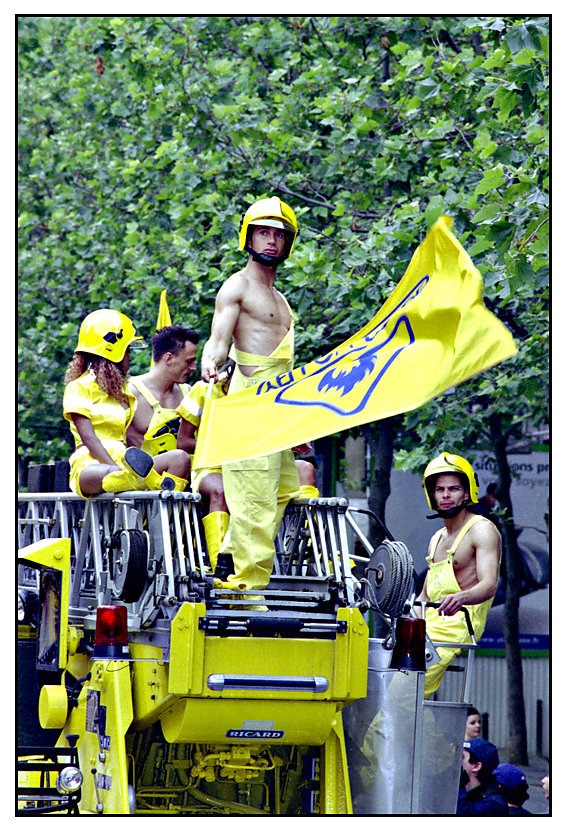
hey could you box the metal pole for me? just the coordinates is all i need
[536,699,543,757]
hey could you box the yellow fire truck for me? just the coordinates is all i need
[18,479,474,815]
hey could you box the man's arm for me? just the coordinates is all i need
[201,275,244,382]
[437,521,501,616]
[177,418,197,454]
[415,573,431,617]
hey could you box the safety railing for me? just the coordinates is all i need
[18,491,364,630]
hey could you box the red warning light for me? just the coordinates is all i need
[390,616,426,671]
[93,605,130,660]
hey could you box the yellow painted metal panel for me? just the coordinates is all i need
[168,603,206,695]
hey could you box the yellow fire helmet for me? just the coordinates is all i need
[238,196,299,265]
[75,309,146,363]
[423,452,479,514]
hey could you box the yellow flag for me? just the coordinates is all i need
[193,216,517,470]
[157,289,172,329]
[150,290,172,368]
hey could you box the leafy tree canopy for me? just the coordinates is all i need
[18,15,548,469]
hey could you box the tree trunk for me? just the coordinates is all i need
[363,418,395,539]
[488,413,529,764]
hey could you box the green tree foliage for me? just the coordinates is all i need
[18,15,548,470]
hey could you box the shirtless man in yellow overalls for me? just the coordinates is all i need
[201,196,311,591]
[126,326,199,492]
[417,453,502,698]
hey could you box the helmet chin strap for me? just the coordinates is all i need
[248,247,288,266]
[427,499,468,520]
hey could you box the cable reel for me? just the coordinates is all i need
[363,539,415,619]
[109,529,149,604]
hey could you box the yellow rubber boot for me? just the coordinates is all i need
[102,447,155,493]
[203,511,230,572]
[159,472,187,492]
[118,447,173,491]
[143,467,172,491]
[103,447,160,492]
[299,485,319,499]
[101,467,146,494]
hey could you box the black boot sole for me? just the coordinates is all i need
[123,447,154,479]
[214,552,234,581]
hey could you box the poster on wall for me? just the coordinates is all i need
[472,451,549,649]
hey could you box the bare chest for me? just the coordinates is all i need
[236,286,291,349]
[433,531,477,584]
[136,384,182,414]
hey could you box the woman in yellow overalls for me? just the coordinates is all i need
[63,309,190,497]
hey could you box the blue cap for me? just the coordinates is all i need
[463,738,500,773]
[494,763,528,789]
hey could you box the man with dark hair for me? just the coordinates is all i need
[457,739,509,815]
[473,482,501,527]
[416,453,501,698]
[150,326,200,365]
[494,763,532,815]
[127,326,200,467]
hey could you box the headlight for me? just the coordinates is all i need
[18,589,38,625]
[56,765,83,794]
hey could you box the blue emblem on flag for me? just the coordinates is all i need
[273,315,415,416]
[254,275,427,417]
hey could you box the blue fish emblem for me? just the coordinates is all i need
[318,349,380,397]
[253,275,428,417]
[272,314,415,417]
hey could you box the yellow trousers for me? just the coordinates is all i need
[69,439,127,498]
[423,609,472,699]
[221,328,300,589]
[222,448,300,589]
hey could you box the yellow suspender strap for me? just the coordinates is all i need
[130,378,160,410]
[447,514,481,555]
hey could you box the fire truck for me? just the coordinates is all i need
[18,471,475,815]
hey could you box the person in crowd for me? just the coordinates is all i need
[415,453,501,699]
[63,309,190,497]
[464,706,483,741]
[473,482,500,522]
[457,738,508,815]
[541,770,549,803]
[200,196,309,591]
[126,325,199,462]
[494,763,532,815]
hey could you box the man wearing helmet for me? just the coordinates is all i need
[417,453,501,698]
[201,196,310,592]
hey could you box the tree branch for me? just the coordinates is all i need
[309,18,335,59]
